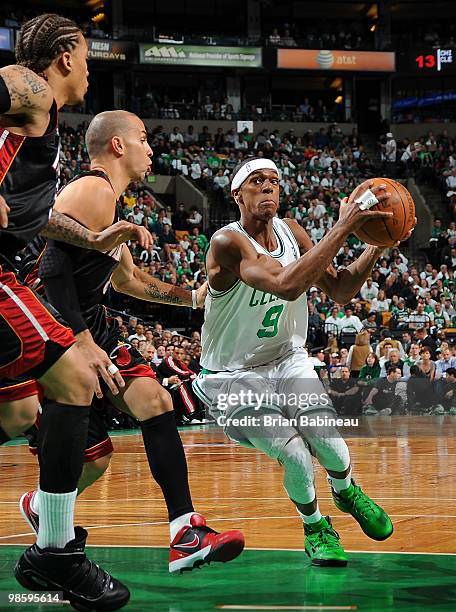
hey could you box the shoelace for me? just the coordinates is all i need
[351,486,378,519]
[315,526,341,550]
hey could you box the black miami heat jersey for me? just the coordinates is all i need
[0,102,59,259]
[21,170,123,346]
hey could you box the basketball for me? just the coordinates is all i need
[354,177,415,247]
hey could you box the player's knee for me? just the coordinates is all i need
[278,436,314,486]
[131,384,172,420]
[0,397,40,439]
[310,433,351,472]
[59,362,96,405]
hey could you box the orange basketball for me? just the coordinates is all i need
[354,177,415,247]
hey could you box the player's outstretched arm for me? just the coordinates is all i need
[0,65,52,117]
[111,246,206,307]
[210,188,392,301]
[284,217,384,304]
[285,203,416,305]
[41,210,153,252]
[41,177,153,251]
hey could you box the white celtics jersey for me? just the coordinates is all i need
[201,217,308,371]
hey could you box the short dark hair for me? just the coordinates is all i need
[387,366,400,376]
[16,14,81,74]
[446,367,456,377]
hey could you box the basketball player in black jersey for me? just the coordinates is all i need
[17,109,244,573]
[0,14,152,609]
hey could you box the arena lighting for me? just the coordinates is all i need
[85,0,104,9]
[92,12,105,23]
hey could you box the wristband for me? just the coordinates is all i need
[354,189,378,211]
[191,290,198,309]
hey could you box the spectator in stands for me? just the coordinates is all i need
[391,297,409,329]
[267,27,281,45]
[358,353,381,385]
[188,206,202,228]
[326,352,342,379]
[441,367,456,413]
[360,278,378,301]
[346,329,371,377]
[419,347,436,381]
[170,126,184,144]
[127,316,138,335]
[370,288,390,314]
[435,347,456,379]
[362,311,377,331]
[415,326,438,358]
[325,306,341,335]
[409,302,432,330]
[433,302,450,330]
[329,366,362,415]
[139,241,162,265]
[403,343,422,379]
[380,348,404,378]
[129,324,147,342]
[383,133,397,177]
[363,366,404,416]
[339,305,363,334]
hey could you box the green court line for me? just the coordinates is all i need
[1,547,455,611]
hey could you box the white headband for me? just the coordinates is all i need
[231,159,280,193]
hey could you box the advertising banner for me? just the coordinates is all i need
[278,49,395,72]
[139,44,262,68]
[87,38,135,62]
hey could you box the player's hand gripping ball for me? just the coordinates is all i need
[353,177,416,247]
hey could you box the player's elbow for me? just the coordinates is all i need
[276,280,303,301]
[111,277,128,294]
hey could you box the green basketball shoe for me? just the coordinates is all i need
[304,516,348,567]
[331,479,393,541]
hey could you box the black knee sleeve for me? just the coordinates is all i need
[140,410,194,521]
[38,401,90,493]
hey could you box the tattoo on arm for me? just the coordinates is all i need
[1,65,50,112]
[144,281,186,306]
[40,210,95,248]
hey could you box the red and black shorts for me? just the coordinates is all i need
[0,267,75,384]
[20,338,156,462]
[106,339,156,384]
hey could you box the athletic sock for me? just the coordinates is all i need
[328,469,352,493]
[37,401,90,548]
[36,490,77,548]
[170,511,195,541]
[299,507,323,525]
[139,411,194,525]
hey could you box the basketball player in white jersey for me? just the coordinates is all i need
[194,157,410,566]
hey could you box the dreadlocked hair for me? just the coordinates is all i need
[16,14,81,74]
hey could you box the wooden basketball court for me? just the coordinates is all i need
[1,419,455,610]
